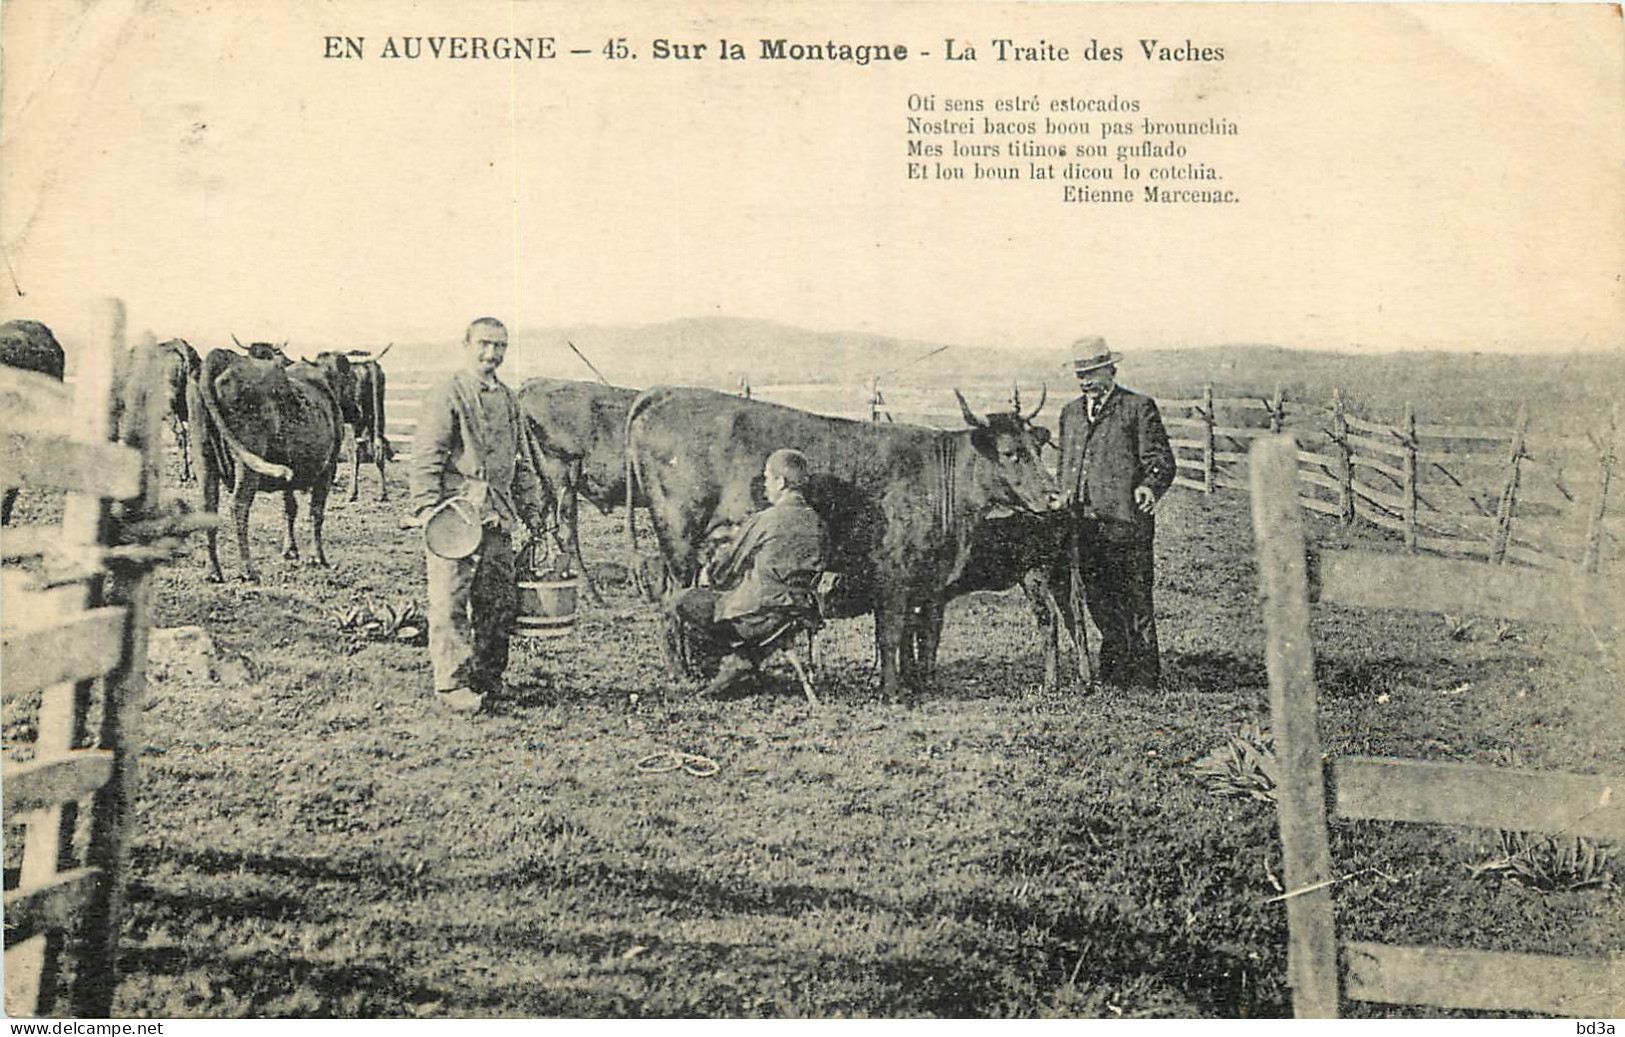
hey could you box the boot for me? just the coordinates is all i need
[701,653,756,698]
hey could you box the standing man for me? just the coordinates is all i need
[1055,337,1175,689]
[410,317,551,714]
[670,448,827,696]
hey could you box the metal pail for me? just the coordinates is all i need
[423,497,481,559]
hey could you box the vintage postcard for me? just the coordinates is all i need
[2,0,1621,1023]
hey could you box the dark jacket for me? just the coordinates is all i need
[1055,387,1175,541]
[712,491,827,621]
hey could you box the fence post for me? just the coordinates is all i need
[1492,404,1530,565]
[8,299,123,1016]
[1331,388,1353,530]
[1401,401,1418,552]
[1250,436,1341,1019]
[1582,403,1618,574]
[73,332,165,1017]
[1202,382,1216,494]
[1270,384,1285,434]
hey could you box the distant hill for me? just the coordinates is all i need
[383,316,1056,389]
[382,317,1622,436]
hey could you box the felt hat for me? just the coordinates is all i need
[1071,337,1122,375]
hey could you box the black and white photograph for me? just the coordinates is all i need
[2,0,1621,1022]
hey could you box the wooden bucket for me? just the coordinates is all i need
[516,575,581,638]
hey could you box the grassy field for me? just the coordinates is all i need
[6,419,1616,1018]
[5,336,1622,1018]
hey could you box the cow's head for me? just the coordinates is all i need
[954,387,1056,514]
[310,351,361,426]
[234,335,293,367]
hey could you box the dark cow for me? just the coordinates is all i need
[1,320,67,524]
[157,339,201,482]
[625,387,1055,698]
[944,509,1091,692]
[516,377,644,600]
[339,346,393,502]
[190,348,358,581]
[234,336,292,366]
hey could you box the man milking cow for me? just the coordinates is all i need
[669,448,828,697]
[409,317,552,715]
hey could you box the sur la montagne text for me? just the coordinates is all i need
[321,35,1224,65]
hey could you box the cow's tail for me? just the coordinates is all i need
[372,362,394,461]
[185,375,220,487]
[199,351,295,482]
[623,387,667,598]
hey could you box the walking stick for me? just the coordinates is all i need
[1069,525,1097,684]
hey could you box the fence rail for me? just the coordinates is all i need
[2,301,170,1017]
[1150,383,1617,573]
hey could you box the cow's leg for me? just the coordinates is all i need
[562,486,603,606]
[202,460,225,582]
[281,490,300,560]
[309,471,334,567]
[1022,570,1060,694]
[874,591,909,702]
[914,597,947,693]
[374,437,388,502]
[651,498,702,592]
[174,419,193,483]
[232,471,261,582]
[348,429,361,502]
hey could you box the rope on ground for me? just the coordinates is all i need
[636,750,720,778]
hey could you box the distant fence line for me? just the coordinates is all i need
[380,379,1619,574]
[1160,385,1619,574]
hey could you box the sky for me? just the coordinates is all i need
[2,0,1622,358]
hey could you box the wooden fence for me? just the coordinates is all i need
[1163,385,1619,573]
[2,302,192,1016]
[377,378,1618,573]
[1250,436,1625,1018]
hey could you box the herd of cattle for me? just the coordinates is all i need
[3,319,1093,698]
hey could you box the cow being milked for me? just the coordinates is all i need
[625,387,1056,698]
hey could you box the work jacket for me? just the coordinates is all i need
[712,491,827,621]
[408,370,547,534]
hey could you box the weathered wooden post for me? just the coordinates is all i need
[9,299,122,1015]
[1582,403,1618,574]
[1201,382,1216,494]
[1331,388,1353,530]
[1270,384,1285,434]
[1401,402,1418,552]
[1492,404,1530,565]
[1250,435,1340,1018]
[76,331,166,1017]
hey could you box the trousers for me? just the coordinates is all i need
[672,588,792,642]
[1074,519,1161,688]
[426,526,516,693]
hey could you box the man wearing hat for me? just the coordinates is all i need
[1054,337,1175,689]
[409,316,551,714]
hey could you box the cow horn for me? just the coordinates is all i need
[230,333,245,350]
[375,343,392,361]
[281,340,289,352]
[1010,383,1021,414]
[953,388,987,428]
[1025,383,1047,421]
